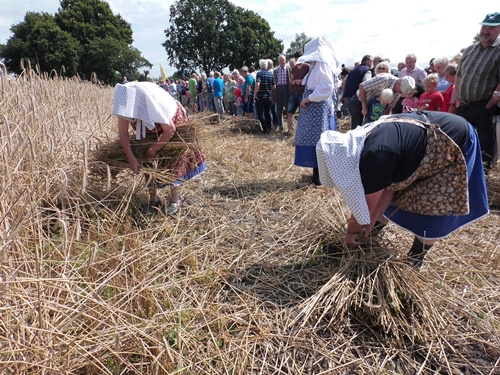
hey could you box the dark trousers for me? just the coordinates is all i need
[255,98,273,133]
[392,97,404,114]
[456,104,497,168]
[271,102,278,125]
[276,85,290,128]
[345,96,364,129]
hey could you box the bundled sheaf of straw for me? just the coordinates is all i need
[288,204,445,344]
[2,70,500,375]
[91,121,203,185]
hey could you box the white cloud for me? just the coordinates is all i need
[0,0,495,77]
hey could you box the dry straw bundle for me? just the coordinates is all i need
[91,120,203,186]
[292,243,436,339]
[2,69,500,374]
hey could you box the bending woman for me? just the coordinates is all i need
[316,110,489,268]
[113,81,206,215]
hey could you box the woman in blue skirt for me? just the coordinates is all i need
[294,36,342,187]
[316,110,489,269]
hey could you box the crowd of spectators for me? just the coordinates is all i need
[146,10,500,173]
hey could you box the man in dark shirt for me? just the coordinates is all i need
[254,59,276,133]
[342,55,373,129]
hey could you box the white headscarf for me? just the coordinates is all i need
[316,119,387,225]
[296,36,342,76]
[112,81,178,139]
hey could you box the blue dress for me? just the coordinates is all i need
[294,89,337,168]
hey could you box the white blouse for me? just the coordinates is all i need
[303,61,336,103]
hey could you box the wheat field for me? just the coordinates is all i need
[1,69,500,374]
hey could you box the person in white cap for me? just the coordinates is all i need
[113,81,206,216]
[316,110,489,269]
[348,74,416,128]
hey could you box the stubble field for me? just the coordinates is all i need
[1,71,500,374]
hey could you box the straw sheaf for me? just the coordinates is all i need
[91,121,203,185]
[1,69,500,374]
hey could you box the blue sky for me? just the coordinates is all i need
[0,0,495,78]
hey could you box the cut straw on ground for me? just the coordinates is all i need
[1,70,500,374]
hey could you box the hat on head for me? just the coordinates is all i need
[296,36,342,75]
[400,76,416,94]
[480,12,500,26]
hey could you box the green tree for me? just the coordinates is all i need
[163,0,283,74]
[1,12,79,75]
[223,6,283,70]
[1,0,152,84]
[285,32,313,60]
[56,0,151,83]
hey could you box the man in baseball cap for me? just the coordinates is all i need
[480,12,500,26]
[455,12,500,170]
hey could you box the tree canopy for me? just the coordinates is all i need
[162,0,283,74]
[0,0,151,84]
[285,33,313,60]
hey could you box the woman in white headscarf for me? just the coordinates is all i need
[113,81,206,215]
[316,110,488,269]
[294,36,342,187]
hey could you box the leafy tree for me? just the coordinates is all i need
[56,0,151,82]
[1,12,79,75]
[1,0,152,84]
[163,0,283,74]
[285,32,313,60]
[223,6,283,71]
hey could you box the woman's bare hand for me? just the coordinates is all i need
[129,158,142,173]
[344,232,364,246]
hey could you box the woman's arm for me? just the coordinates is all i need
[145,122,176,159]
[118,117,141,173]
[344,189,394,245]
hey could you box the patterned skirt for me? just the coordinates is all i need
[383,123,489,239]
[294,90,336,168]
[143,103,206,188]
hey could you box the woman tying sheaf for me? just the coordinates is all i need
[316,110,489,269]
[112,81,206,216]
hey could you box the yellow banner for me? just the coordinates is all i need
[160,64,166,81]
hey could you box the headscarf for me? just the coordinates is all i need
[296,36,342,76]
[113,81,179,139]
